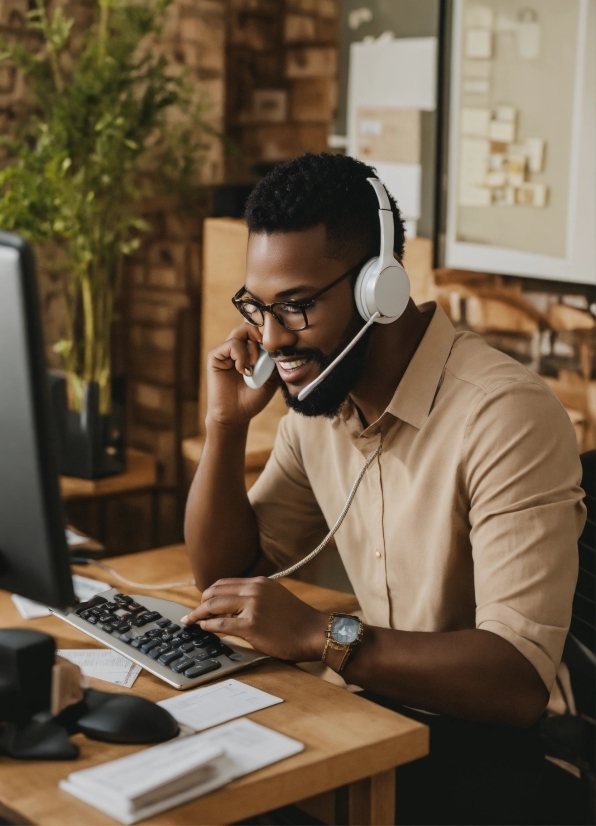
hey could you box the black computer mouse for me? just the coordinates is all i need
[76,693,179,744]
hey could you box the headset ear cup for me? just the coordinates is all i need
[354,258,378,321]
[354,259,410,323]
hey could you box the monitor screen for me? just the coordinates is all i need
[0,231,75,609]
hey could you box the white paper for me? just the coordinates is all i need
[11,575,109,620]
[65,528,89,546]
[488,120,516,143]
[461,107,490,137]
[57,649,141,688]
[465,28,492,59]
[158,679,283,732]
[11,593,51,618]
[463,78,490,95]
[72,575,112,601]
[465,6,493,29]
[60,719,304,825]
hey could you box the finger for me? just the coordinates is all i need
[201,577,265,602]
[198,616,245,636]
[181,595,246,624]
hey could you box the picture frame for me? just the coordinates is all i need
[435,0,595,285]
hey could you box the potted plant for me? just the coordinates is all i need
[0,0,213,477]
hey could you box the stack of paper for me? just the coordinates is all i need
[60,718,304,824]
[57,649,142,689]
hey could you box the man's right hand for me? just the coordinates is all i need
[206,323,278,429]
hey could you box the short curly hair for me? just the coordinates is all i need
[244,153,406,262]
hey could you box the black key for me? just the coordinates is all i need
[90,607,104,616]
[131,636,149,649]
[143,612,161,622]
[220,644,234,656]
[79,610,92,620]
[118,622,131,633]
[140,640,161,653]
[98,620,118,631]
[192,651,211,662]
[156,618,170,628]
[160,633,174,643]
[205,644,223,658]
[146,628,163,638]
[158,650,185,666]
[227,653,244,662]
[103,602,120,613]
[86,615,98,625]
[193,632,219,648]
[148,644,170,660]
[75,595,107,615]
[166,623,180,633]
[184,660,221,679]
[131,616,150,627]
[178,643,196,654]
[171,657,194,673]
[176,631,192,642]
[119,633,134,644]
[187,625,211,638]
[126,602,144,614]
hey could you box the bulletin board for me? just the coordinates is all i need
[441,0,595,284]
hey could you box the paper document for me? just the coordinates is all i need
[57,649,141,688]
[60,718,304,824]
[158,678,283,731]
[11,575,110,620]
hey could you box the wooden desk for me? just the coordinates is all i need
[0,545,428,826]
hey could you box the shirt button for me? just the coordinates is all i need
[375,550,382,558]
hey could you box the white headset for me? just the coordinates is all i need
[354,177,410,324]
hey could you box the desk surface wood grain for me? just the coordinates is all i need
[0,545,427,826]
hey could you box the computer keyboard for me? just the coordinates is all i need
[50,588,268,690]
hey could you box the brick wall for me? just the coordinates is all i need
[225,0,339,180]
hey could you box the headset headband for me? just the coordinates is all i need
[366,177,395,271]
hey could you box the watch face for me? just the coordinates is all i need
[331,616,360,644]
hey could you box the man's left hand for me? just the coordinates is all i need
[180,577,328,662]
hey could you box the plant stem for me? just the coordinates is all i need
[35,0,64,92]
[98,0,110,64]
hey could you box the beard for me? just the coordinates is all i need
[274,313,373,418]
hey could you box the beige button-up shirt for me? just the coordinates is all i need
[249,303,586,690]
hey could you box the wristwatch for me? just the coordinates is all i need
[321,612,364,673]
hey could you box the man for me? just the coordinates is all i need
[183,154,585,824]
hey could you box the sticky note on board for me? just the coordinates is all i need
[489,120,516,143]
[461,108,491,137]
[465,28,492,59]
[465,6,494,28]
[356,107,421,165]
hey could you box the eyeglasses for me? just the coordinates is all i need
[231,260,363,332]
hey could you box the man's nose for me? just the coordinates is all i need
[261,313,298,353]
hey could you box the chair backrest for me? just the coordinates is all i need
[564,450,595,719]
[571,450,595,652]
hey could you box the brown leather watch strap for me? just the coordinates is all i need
[322,641,350,673]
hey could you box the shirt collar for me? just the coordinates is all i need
[385,301,455,430]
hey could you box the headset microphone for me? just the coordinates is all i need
[297,177,410,402]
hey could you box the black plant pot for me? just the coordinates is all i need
[48,371,126,479]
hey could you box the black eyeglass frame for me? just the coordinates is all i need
[231,258,366,332]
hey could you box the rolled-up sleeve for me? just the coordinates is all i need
[463,380,586,690]
[248,412,329,572]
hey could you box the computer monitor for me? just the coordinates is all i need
[0,231,75,609]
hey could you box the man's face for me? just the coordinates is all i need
[244,225,371,417]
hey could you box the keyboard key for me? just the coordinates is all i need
[166,623,180,633]
[131,636,149,649]
[156,619,170,628]
[148,644,170,660]
[86,615,98,625]
[171,657,194,673]
[178,643,196,654]
[227,653,244,662]
[140,640,161,654]
[205,644,223,658]
[176,631,192,642]
[119,634,134,644]
[75,596,107,615]
[143,612,161,622]
[192,651,211,662]
[184,660,221,679]
[160,633,174,643]
[158,650,184,666]
[131,616,150,627]
[146,628,162,637]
